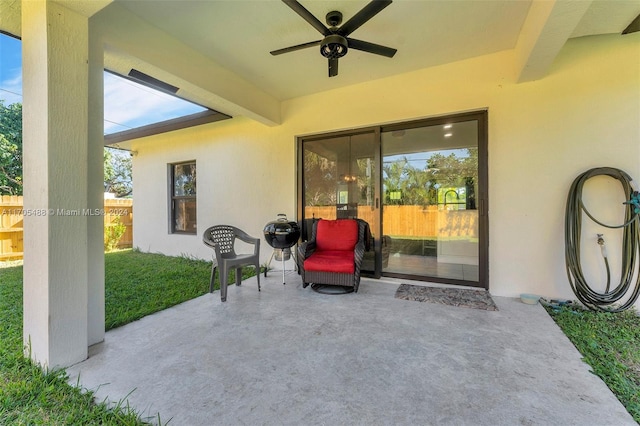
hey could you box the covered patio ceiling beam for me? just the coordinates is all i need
[0,0,21,36]
[515,0,592,83]
[92,2,281,127]
[0,0,112,37]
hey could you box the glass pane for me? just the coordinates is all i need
[303,136,346,221]
[174,198,197,233]
[381,121,479,282]
[303,134,377,220]
[173,163,196,196]
[302,133,378,274]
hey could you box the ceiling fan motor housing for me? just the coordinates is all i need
[272,0,396,77]
[326,10,343,27]
[320,34,348,59]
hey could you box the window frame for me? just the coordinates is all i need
[168,160,197,235]
[296,109,489,288]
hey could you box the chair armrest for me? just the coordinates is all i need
[202,231,221,258]
[234,229,261,255]
[297,241,316,261]
[204,240,224,260]
[354,240,366,266]
[234,228,259,245]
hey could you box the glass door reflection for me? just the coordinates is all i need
[381,121,479,283]
[301,132,379,276]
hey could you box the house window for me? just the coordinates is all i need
[170,161,197,234]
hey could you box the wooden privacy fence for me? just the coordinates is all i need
[0,195,133,260]
[305,205,478,239]
[305,205,438,237]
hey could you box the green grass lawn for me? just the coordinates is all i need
[545,304,640,422]
[0,249,256,425]
[105,250,211,329]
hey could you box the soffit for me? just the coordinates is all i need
[572,0,640,38]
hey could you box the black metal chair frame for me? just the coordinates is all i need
[202,225,261,302]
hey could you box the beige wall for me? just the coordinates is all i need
[130,33,639,303]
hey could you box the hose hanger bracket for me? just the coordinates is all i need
[623,190,640,214]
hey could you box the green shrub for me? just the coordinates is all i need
[104,217,127,252]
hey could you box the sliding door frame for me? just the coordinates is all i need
[296,126,383,278]
[296,109,489,289]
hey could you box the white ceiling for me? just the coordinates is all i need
[2,0,639,125]
[111,0,640,101]
[116,0,532,101]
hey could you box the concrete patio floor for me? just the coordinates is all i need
[67,272,635,425]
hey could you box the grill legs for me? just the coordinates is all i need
[265,247,297,285]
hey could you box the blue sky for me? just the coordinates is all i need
[102,72,205,134]
[0,32,206,135]
[0,34,22,105]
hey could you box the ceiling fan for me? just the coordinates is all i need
[270,0,397,77]
[622,12,640,34]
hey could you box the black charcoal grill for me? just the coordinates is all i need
[263,214,301,284]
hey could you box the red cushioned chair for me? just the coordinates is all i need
[297,219,368,293]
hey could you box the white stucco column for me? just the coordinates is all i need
[21,0,98,368]
[87,18,105,347]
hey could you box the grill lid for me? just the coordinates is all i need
[264,214,301,249]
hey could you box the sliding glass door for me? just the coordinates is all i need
[298,111,487,288]
[381,117,484,286]
[298,130,380,276]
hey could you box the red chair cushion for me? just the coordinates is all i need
[304,250,355,273]
[315,219,358,251]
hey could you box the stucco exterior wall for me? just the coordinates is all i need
[130,33,639,303]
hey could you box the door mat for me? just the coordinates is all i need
[395,284,498,311]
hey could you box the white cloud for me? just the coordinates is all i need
[103,72,205,134]
[0,68,23,105]
[0,34,23,105]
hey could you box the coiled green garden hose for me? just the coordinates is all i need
[565,167,640,312]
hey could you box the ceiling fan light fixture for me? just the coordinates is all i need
[320,34,348,59]
[273,0,396,77]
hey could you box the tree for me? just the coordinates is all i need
[0,101,23,195]
[0,101,134,198]
[303,150,337,206]
[104,147,133,197]
[381,149,479,207]
[383,157,408,205]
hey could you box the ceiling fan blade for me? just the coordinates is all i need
[282,0,330,36]
[329,58,338,77]
[348,38,397,58]
[622,12,640,34]
[270,40,321,56]
[338,0,393,37]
